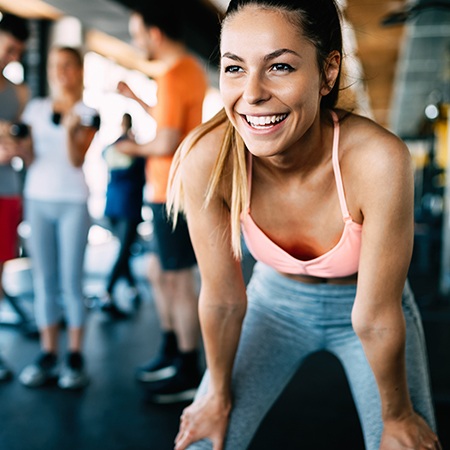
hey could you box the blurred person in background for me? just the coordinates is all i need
[0,12,31,382]
[115,1,207,403]
[18,47,99,390]
[100,112,145,318]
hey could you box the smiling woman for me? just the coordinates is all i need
[167,1,441,449]
[219,5,341,159]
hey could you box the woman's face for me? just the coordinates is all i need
[47,49,83,92]
[220,6,337,158]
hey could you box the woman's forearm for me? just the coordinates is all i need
[199,291,247,403]
[67,128,94,167]
[354,312,413,420]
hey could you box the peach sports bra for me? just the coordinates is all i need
[240,111,362,278]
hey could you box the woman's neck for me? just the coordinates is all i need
[52,89,82,112]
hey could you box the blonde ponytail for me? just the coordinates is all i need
[167,108,249,259]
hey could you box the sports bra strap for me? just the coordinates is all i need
[246,151,253,212]
[330,110,352,222]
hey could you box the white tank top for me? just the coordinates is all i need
[22,97,97,203]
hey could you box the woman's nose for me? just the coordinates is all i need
[242,73,270,105]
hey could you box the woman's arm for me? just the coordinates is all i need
[174,129,247,450]
[0,121,33,166]
[64,110,97,167]
[350,124,440,449]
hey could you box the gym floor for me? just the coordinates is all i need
[0,237,449,450]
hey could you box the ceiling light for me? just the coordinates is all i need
[425,104,440,120]
[381,1,450,26]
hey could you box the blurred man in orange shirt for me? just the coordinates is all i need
[116,2,207,403]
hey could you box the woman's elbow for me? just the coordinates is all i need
[352,314,376,340]
[199,293,247,319]
[351,306,406,342]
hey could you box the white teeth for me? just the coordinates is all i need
[245,114,287,128]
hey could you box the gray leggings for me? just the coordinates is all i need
[25,199,90,328]
[189,262,436,450]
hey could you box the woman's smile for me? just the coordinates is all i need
[244,113,288,128]
[240,112,289,133]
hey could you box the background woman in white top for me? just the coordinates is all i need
[19,47,98,390]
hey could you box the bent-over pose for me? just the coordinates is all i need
[168,1,441,449]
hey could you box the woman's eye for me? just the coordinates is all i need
[271,63,294,72]
[224,65,243,74]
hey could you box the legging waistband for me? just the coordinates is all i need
[250,262,358,298]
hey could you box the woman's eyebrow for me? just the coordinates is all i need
[264,48,300,60]
[221,52,243,62]
[221,48,300,62]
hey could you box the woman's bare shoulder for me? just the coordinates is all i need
[338,111,413,210]
[339,111,412,174]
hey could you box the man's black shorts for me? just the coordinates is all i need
[149,202,197,271]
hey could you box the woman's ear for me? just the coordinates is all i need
[320,50,341,96]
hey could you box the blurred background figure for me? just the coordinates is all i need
[18,46,99,390]
[115,1,208,404]
[99,112,145,318]
[0,12,30,382]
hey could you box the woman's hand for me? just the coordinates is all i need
[380,412,441,449]
[62,109,81,133]
[62,109,96,167]
[174,393,231,450]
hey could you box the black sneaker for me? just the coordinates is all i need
[128,287,142,309]
[58,352,89,390]
[0,355,13,382]
[19,352,58,387]
[100,298,129,319]
[144,367,202,404]
[135,354,177,383]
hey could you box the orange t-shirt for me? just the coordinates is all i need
[147,55,207,203]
